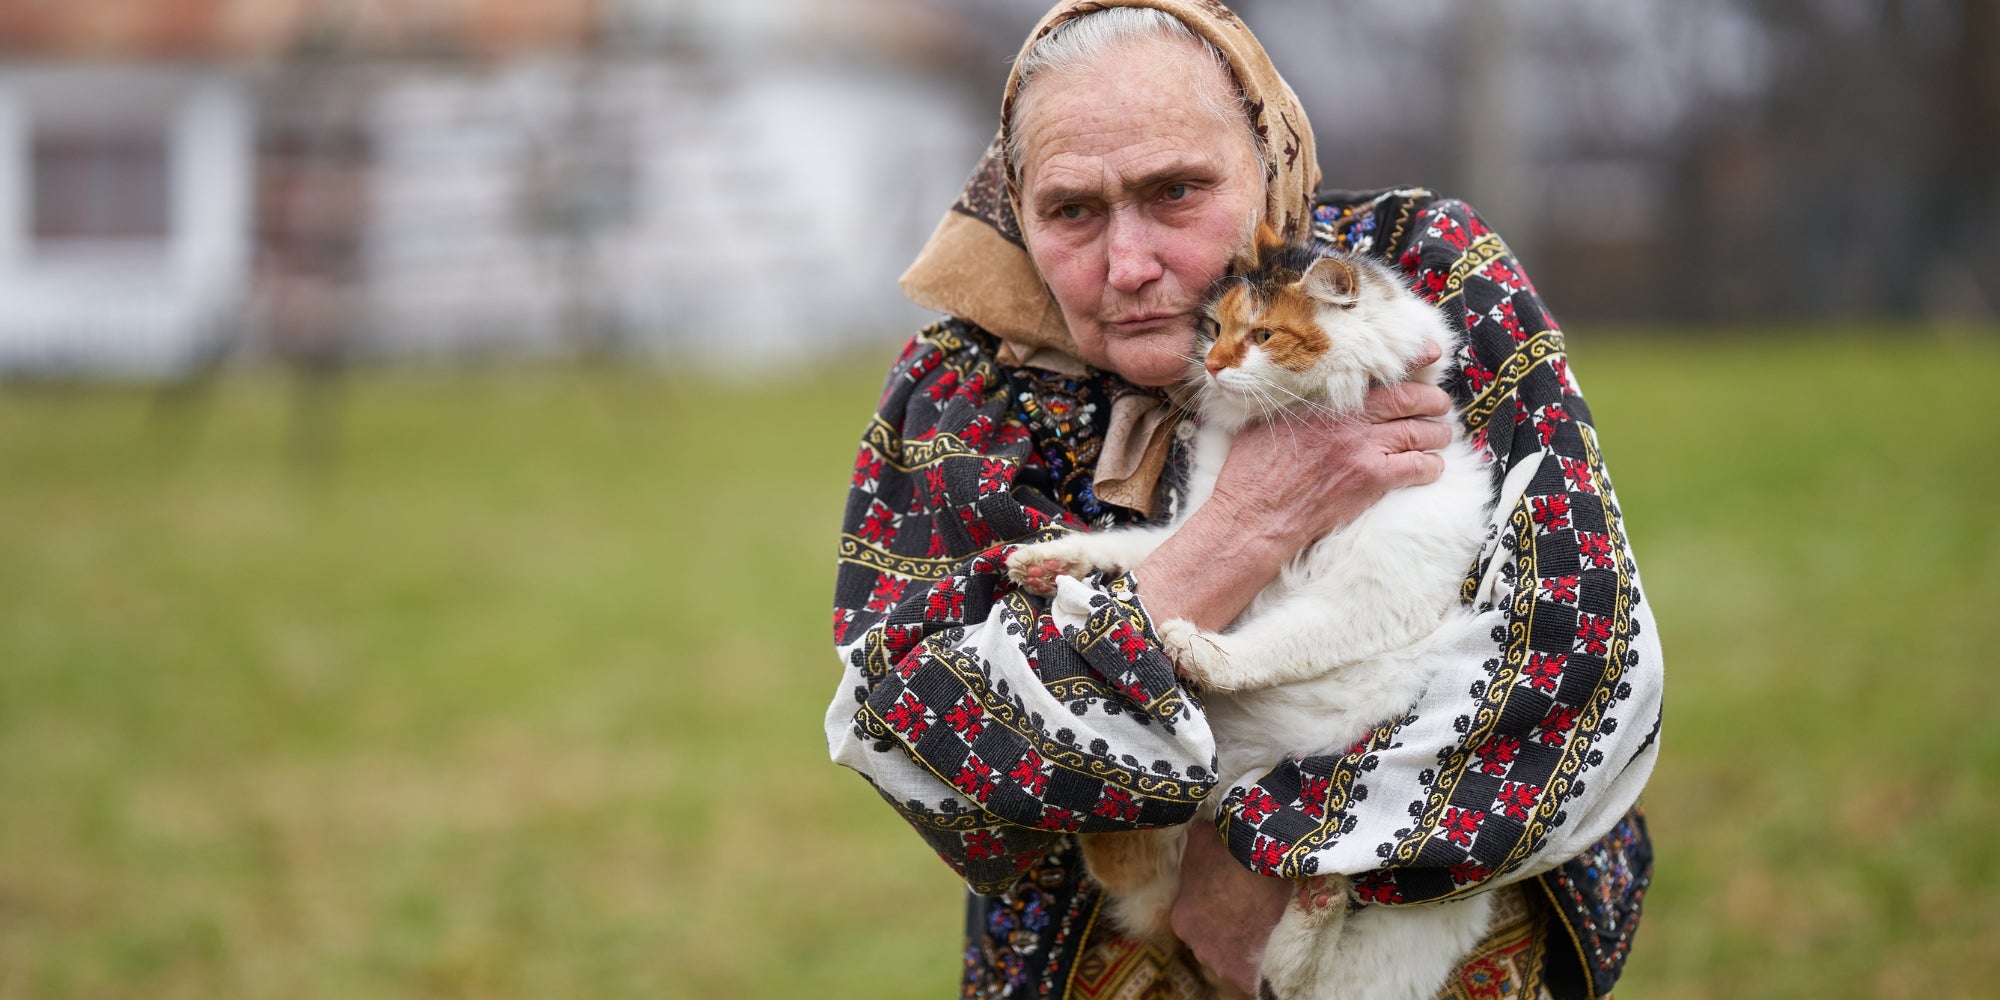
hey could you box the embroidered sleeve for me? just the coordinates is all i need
[1212,198,1665,905]
[825,321,1218,895]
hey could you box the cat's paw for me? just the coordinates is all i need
[1157,618,1238,689]
[1005,538,1101,597]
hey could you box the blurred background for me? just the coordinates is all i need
[0,0,1994,997]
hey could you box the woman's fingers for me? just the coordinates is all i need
[1364,379,1452,423]
[1384,411,1454,455]
[1378,448,1448,490]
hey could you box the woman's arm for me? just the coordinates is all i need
[828,323,1219,893]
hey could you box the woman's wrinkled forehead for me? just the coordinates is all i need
[1002,9,1250,185]
[994,0,1319,242]
[1006,35,1253,195]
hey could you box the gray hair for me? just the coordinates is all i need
[1005,7,1264,177]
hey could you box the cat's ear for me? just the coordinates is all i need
[1231,220,1286,273]
[1252,220,1287,263]
[1301,256,1360,307]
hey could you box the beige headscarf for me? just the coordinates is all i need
[898,0,1321,512]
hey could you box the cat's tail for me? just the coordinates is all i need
[1078,826,1188,941]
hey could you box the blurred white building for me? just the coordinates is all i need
[0,0,990,376]
[0,66,252,374]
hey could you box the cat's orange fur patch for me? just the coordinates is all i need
[1208,282,1330,374]
[1205,284,1253,371]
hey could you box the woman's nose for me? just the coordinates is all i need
[1104,211,1164,293]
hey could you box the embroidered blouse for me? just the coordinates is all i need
[826,188,1661,999]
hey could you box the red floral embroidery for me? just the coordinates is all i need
[1355,873,1404,904]
[1009,750,1049,796]
[963,829,1006,860]
[1239,788,1281,824]
[1534,403,1570,446]
[1532,494,1572,532]
[1035,806,1081,832]
[1495,781,1543,821]
[1449,861,1494,887]
[1575,613,1613,655]
[857,499,899,545]
[942,696,986,741]
[954,754,997,802]
[1577,532,1614,569]
[1440,806,1487,847]
[1559,456,1595,494]
[925,579,967,622]
[1476,736,1522,776]
[1536,704,1580,746]
[1297,775,1331,820]
[884,691,930,740]
[1093,786,1140,822]
[1107,619,1150,663]
[866,575,909,615]
[1524,652,1567,693]
[1250,834,1289,871]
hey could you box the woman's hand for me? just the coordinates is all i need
[1212,374,1454,553]
[1133,342,1454,631]
[1170,824,1290,996]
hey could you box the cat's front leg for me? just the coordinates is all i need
[1157,618,1307,692]
[1155,618,1239,689]
[1005,526,1173,597]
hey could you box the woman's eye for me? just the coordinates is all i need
[1163,183,1190,201]
[1059,204,1085,220]
[1253,328,1272,345]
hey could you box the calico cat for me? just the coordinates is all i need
[1006,229,1498,1000]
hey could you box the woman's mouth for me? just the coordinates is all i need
[1107,311,1181,330]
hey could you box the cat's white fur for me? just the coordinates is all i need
[1007,248,1498,1000]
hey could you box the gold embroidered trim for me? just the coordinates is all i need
[838,534,961,583]
[1435,233,1511,307]
[861,416,999,472]
[1462,328,1566,435]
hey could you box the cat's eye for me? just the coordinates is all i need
[1253,328,1273,345]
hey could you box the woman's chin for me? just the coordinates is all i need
[1097,328,1197,387]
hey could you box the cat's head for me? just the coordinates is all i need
[1194,224,1422,423]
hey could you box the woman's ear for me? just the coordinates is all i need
[1301,256,1360,307]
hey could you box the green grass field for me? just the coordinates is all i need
[2,328,1996,999]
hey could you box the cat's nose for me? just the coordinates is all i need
[1204,359,1225,377]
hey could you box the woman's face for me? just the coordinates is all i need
[1013,35,1264,387]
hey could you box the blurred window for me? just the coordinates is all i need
[31,129,171,242]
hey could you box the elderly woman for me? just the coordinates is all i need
[826,2,1661,998]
